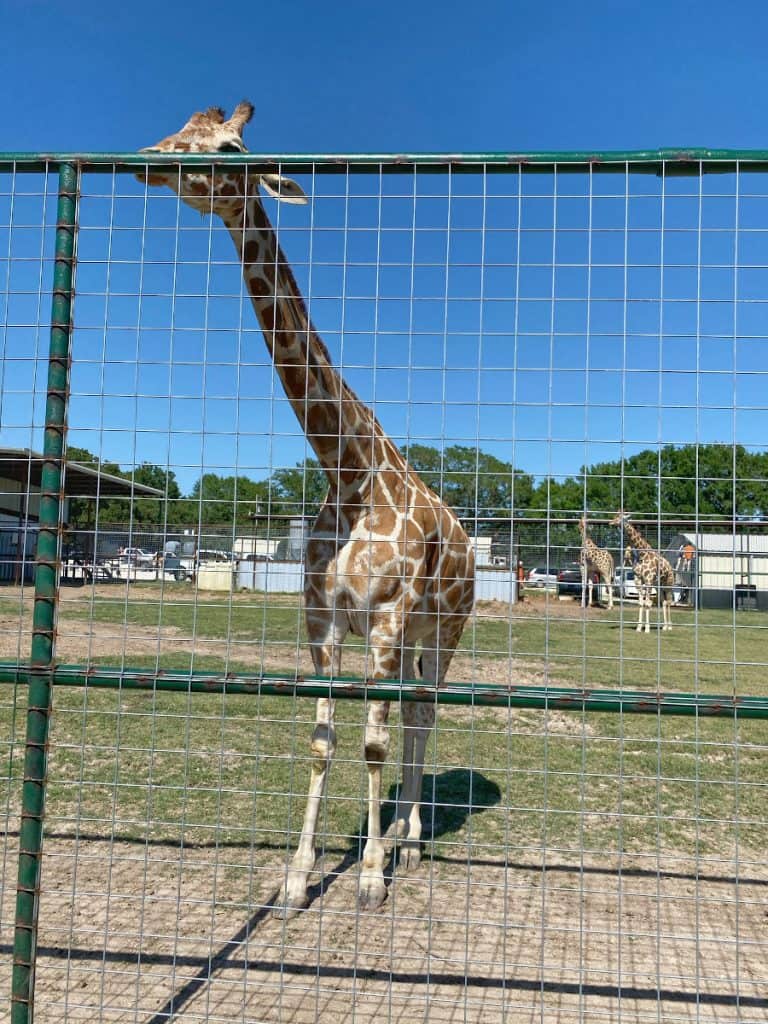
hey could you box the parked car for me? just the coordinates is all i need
[526,566,558,588]
[195,549,233,564]
[117,546,156,567]
[556,562,586,597]
[613,567,639,600]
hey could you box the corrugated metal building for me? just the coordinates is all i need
[665,531,768,611]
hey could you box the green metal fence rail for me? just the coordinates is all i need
[1,663,767,718]
[4,149,768,1022]
[4,147,768,173]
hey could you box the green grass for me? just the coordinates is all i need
[1,586,767,861]
[60,586,768,694]
[2,680,765,859]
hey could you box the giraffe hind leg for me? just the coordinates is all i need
[392,621,464,874]
[384,647,418,844]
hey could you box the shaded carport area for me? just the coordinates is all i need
[0,448,162,583]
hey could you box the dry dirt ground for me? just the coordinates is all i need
[2,587,767,1022]
[1,835,766,1024]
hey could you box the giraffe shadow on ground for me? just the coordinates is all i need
[134,770,499,1024]
[298,767,502,909]
[382,767,502,844]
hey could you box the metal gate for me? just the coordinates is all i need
[1,141,767,1022]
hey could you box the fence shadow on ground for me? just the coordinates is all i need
[140,767,501,1022]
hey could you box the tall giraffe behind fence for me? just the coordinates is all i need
[612,512,675,633]
[139,103,475,916]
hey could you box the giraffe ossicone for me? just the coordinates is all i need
[140,103,475,917]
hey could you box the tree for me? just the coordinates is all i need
[401,444,534,522]
[526,444,768,555]
[269,460,329,517]
[187,474,272,526]
[128,463,182,526]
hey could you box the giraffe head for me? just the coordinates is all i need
[611,511,630,528]
[138,101,307,216]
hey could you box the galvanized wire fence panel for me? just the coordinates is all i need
[1,147,768,1023]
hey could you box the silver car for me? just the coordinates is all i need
[613,567,639,600]
[526,566,559,588]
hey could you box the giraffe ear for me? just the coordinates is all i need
[259,173,308,205]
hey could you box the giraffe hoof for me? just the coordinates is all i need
[385,818,407,841]
[358,879,387,912]
[397,843,422,873]
[272,891,308,920]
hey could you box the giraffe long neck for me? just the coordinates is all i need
[225,197,404,491]
[623,519,653,551]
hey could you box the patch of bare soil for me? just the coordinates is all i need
[0,585,555,690]
[477,593,608,620]
[1,834,765,1023]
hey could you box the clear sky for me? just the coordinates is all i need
[5,0,768,153]
[2,0,768,497]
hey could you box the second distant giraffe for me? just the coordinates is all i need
[578,517,614,610]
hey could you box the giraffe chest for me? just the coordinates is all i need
[307,503,422,600]
[305,496,473,638]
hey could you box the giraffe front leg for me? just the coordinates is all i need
[275,616,343,919]
[393,628,461,873]
[359,698,390,911]
[275,695,337,918]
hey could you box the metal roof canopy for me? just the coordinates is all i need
[0,449,163,499]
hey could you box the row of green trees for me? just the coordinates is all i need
[66,443,768,530]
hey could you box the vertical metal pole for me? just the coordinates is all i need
[11,161,77,1024]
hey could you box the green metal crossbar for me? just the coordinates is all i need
[3,147,768,173]
[0,663,766,717]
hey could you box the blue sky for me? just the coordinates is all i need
[2,0,768,499]
[5,0,768,153]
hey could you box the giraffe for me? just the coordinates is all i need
[578,517,614,610]
[139,103,475,917]
[611,512,675,632]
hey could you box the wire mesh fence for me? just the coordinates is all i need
[1,132,768,1023]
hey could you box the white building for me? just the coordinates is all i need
[665,532,768,611]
